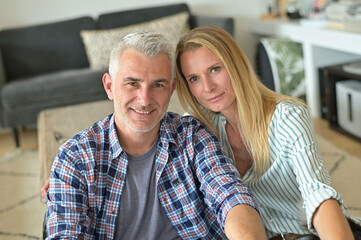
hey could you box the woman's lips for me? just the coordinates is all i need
[207,92,224,102]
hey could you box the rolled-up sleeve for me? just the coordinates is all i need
[192,127,259,229]
[281,104,343,230]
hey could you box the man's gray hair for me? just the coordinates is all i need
[108,31,175,80]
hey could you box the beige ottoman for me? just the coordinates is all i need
[38,100,113,191]
[38,92,185,195]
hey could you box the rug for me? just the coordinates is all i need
[0,150,45,240]
[0,135,360,239]
[316,135,361,217]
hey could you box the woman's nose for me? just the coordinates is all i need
[203,77,215,93]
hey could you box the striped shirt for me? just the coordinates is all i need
[214,100,360,238]
[46,112,258,240]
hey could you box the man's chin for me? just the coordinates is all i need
[123,119,161,133]
[130,125,156,133]
[116,110,166,133]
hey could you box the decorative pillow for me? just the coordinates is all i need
[261,37,306,101]
[80,11,190,70]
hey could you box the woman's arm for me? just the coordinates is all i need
[275,101,353,238]
[225,204,267,240]
[41,177,50,199]
[313,199,354,240]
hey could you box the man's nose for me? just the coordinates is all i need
[138,87,152,105]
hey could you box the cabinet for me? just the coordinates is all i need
[249,18,361,117]
[319,64,361,141]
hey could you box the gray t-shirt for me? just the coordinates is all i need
[114,138,180,240]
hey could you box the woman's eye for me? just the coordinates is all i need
[189,76,198,82]
[211,66,220,73]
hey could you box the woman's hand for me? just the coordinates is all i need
[41,177,50,199]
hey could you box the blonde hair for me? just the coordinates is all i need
[176,26,307,176]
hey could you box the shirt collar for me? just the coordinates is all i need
[108,112,179,159]
[108,114,123,159]
[158,112,178,147]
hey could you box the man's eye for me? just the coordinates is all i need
[154,83,164,88]
[128,82,138,87]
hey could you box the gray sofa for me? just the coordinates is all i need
[0,3,234,147]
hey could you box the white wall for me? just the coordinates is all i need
[0,0,266,62]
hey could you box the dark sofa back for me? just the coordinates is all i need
[0,17,96,81]
[98,3,190,29]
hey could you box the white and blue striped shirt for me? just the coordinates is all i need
[213,100,359,238]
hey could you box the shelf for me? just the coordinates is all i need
[250,18,361,54]
[250,18,361,117]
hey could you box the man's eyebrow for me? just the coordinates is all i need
[123,77,141,82]
[154,79,170,84]
[122,77,170,85]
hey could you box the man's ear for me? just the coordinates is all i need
[102,73,114,100]
[171,77,176,94]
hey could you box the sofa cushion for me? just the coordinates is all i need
[80,12,190,70]
[0,17,96,81]
[189,15,234,36]
[98,3,190,29]
[1,68,106,110]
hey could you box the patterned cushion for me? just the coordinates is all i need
[80,12,190,70]
[260,37,306,101]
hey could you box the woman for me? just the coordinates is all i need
[175,26,360,240]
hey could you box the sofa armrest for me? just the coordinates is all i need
[0,49,6,88]
[0,50,5,128]
[190,15,234,36]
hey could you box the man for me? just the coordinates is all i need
[46,31,267,239]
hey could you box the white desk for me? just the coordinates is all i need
[249,18,361,117]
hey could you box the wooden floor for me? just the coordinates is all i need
[0,118,360,159]
[0,127,38,155]
[313,118,361,159]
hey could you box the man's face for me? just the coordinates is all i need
[103,48,174,135]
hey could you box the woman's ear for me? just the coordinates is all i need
[102,73,114,100]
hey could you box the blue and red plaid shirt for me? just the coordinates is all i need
[46,112,258,239]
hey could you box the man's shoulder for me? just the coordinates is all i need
[162,112,204,130]
[161,112,217,146]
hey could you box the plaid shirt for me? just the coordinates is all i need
[46,112,258,240]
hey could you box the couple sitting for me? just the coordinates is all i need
[43,27,360,239]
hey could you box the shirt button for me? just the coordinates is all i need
[119,176,124,181]
[111,210,116,215]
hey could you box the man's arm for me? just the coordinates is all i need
[224,204,267,240]
[313,199,354,240]
[189,122,266,239]
[47,149,91,239]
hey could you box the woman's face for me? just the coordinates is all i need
[180,47,236,114]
